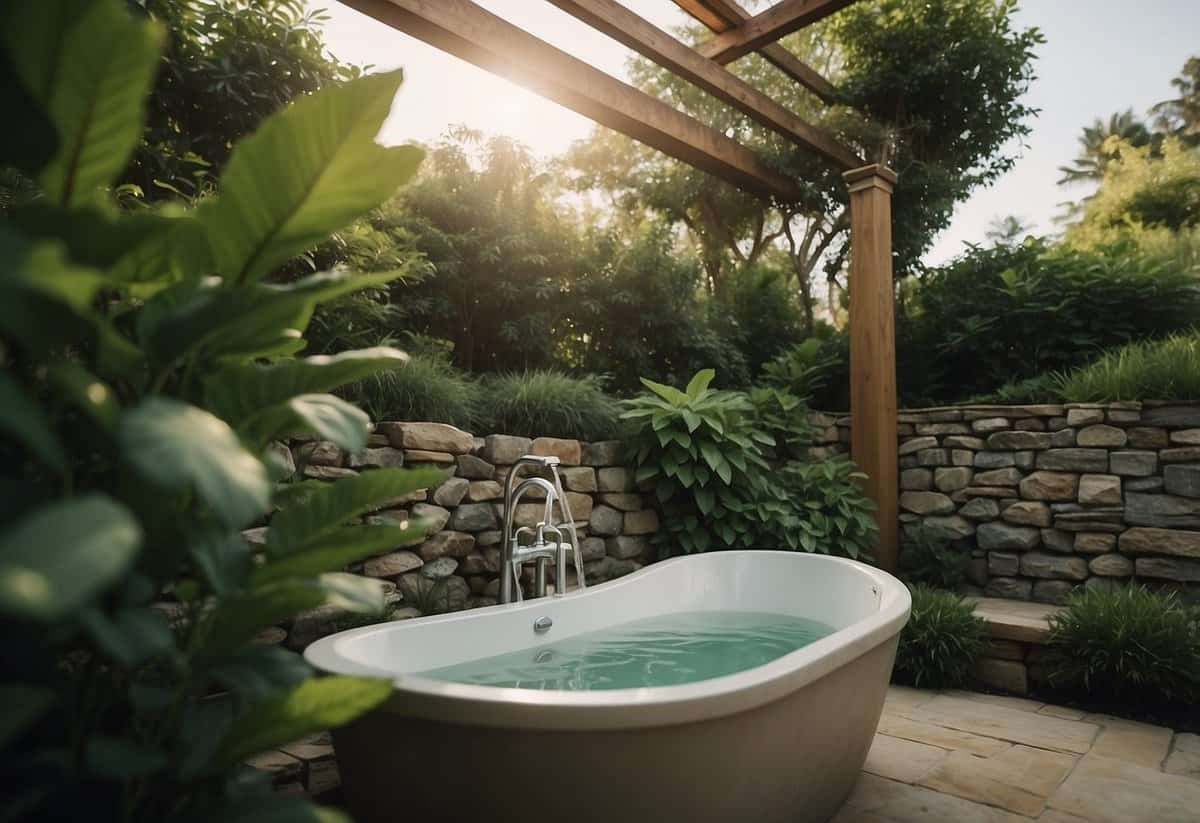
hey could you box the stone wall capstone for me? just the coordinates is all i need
[810,402,1200,604]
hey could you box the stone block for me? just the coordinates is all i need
[432,476,470,507]
[417,531,475,561]
[921,515,975,540]
[347,447,404,469]
[975,451,1015,469]
[1074,532,1116,554]
[1118,526,1200,557]
[1125,492,1200,529]
[1143,405,1200,427]
[1020,552,1088,581]
[1110,450,1158,477]
[1078,474,1122,506]
[901,468,933,490]
[1035,448,1108,472]
[1001,501,1052,528]
[531,437,582,465]
[959,498,1000,521]
[1107,408,1142,424]
[363,550,423,578]
[1019,471,1079,501]
[988,552,1019,576]
[623,509,659,535]
[898,436,938,455]
[1164,465,1200,498]
[1126,477,1164,492]
[580,536,606,561]
[1128,427,1169,449]
[606,535,649,560]
[1090,553,1133,577]
[987,431,1052,450]
[1136,556,1200,582]
[467,480,503,502]
[1053,509,1125,532]
[973,657,1028,695]
[1040,528,1075,553]
[449,503,499,532]
[962,486,1013,498]
[917,448,950,467]
[404,449,455,465]
[1170,428,1200,445]
[972,417,1011,433]
[978,522,1040,551]
[1013,417,1045,431]
[900,491,956,515]
[1032,580,1078,604]
[411,502,451,533]
[455,454,495,479]
[582,440,623,466]
[589,505,623,537]
[1014,451,1036,470]
[384,422,474,454]
[986,577,1033,600]
[1050,428,1077,447]
[943,435,986,450]
[950,449,974,466]
[1047,416,1070,431]
[481,434,533,465]
[600,493,641,511]
[295,440,343,467]
[1163,447,1200,463]
[597,467,632,492]
[916,422,970,435]
[1066,407,1104,426]
[986,639,1026,661]
[974,467,1022,486]
[1076,424,1127,447]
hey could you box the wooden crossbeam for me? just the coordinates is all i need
[671,0,835,102]
[546,0,861,169]
[340,0,803,200]
[697,0,857,65]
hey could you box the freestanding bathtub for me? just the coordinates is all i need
[305,551,910,823]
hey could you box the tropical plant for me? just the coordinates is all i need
[893,585,986,689]
[1044,585,1200,704]
[898,526,971,591]
[351,352,481,429]
[0,2,435,819]
[748,385,816,458]
[1151,56,1200,144]
[1056,331,1200,402]
[766,458,877,559]
[475,370,621,441]
[622,370,777,554]
[1056,110,1157,186]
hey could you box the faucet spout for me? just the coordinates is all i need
[499,456,587,603]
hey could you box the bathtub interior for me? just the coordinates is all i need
[312,552,894,678]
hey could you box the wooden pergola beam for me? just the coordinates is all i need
[545,0,861,169]
[671,0,836,103]
[341,0,803,201]
[697,0,857,65]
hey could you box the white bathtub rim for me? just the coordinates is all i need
[305,552,910,730]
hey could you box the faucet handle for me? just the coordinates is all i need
[517,454,560,467]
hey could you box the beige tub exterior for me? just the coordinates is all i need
[306,552,910,823]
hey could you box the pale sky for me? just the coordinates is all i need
[318,0,1199,265]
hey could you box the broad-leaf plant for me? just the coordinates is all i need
[0,1,438,819]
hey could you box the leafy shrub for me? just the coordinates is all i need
[749,385,816,458]
[1044,585,1200,704]
[893,585,987,689]
[1056,331,1200,402]
[967,372,1065,404]
[623,370,777,554]
[353,353,481,429]
[767,458,878,560]
[476,370,622,440]
[0,5,435,818]
[899,526,971,590]
[762,336,843,401]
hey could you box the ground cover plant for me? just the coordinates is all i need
[475,370,622,441]
[0,2,437,818]
[892,585,986,689]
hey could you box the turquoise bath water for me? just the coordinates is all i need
[418,610,835,691]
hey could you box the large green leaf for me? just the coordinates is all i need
[191,580,328,660]
[0,371,67,474]
[119,399,271,529]
[0,494,141,622]
[2,0,162,206]
[208,645,312,703]
[238,394,372,453]
[205,347,409,425]
[0,684,55,748]
[266,467,443,556]
[216,676,393,766]
[251,523,425,586]
[202,70,423,284]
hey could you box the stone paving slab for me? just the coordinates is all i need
[849,686,1198,822]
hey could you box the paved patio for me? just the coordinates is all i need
[834,686,1200,822]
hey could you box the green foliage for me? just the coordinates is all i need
[765,458,878,559]
[476,370,621,441]
[893,585,986,689]
[762,336,843,401]
[898,526,970,591]
[351,353,481,429]
[1044,585,1200,705]
[899,238,1200,404]
[748,386,815,458]
[0,4,429,818]
[1056,332,1200,402]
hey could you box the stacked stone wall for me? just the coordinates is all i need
[810,402,1200,603]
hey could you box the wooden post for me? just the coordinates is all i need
[843,164,899,572]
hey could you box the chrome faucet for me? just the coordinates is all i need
[500,455,587,603]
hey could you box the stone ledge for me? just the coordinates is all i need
[969,596,1062,644]
[967,597,1063,695]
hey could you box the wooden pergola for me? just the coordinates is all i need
[341,0,900,571]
